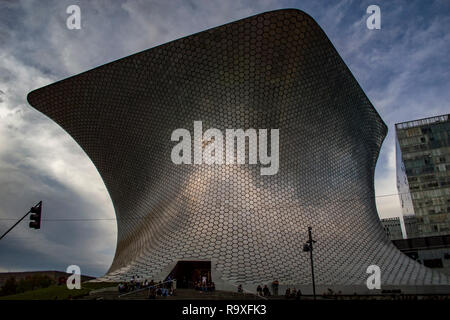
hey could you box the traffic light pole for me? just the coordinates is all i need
[0,201,42,241]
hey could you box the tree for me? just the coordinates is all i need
[0,277,18,296]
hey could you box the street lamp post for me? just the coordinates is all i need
[303,226,316,300]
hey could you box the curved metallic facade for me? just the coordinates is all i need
[28,9,448,287]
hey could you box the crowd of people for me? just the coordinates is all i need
[256,284,272,297]
[285,287,302,299]
[250,280,280,297]
[116,276,450,300]
[193,278,216,293]
[322,288,342,297]
[237,280,304,299]
[117,275,175,298]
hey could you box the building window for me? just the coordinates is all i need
[423,259,443,268]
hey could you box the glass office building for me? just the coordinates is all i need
[381,217,404,240]
[404,215,420,239]
[396,114,450,237]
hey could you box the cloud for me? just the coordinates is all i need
[0,0,283,277]
[315,0,450,224]
[0,52,116,276]
[0,7,117,275]
[0,0,449,276]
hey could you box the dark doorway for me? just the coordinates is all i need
[167,261,211,289]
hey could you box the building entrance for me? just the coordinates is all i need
[167,260,211,289]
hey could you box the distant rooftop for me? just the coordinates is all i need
[395,114,449,130]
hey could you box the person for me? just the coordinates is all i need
[173,278,177,290]
[237,284,243,293]
[201,280,207,293]
[285,288,291,298]
[148,286,156,299]
[271,280,279,296]
[296,288,302,300]
[257,285,263,296]
[131,275,136,289]
[165,279,171,294]
[165,275,171,290]
[136,276,141,290]
[263,285,270,297]
[291,287,297,298]
[201,274,207,292]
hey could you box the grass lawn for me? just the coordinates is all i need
[0,282,118,300]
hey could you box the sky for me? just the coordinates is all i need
[0,0,449,277]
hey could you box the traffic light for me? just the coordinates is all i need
[29,201,42,229]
